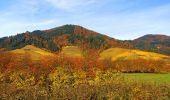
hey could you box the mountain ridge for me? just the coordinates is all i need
[0,24,170,55]
[0,24,131,52]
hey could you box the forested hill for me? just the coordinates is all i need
[1,25,170,55]
[129,34,170,55]
[0,25,131,52]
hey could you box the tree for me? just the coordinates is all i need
[0,52,14,72]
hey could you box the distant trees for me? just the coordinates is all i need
[0,25,120,52]
[132,35,170,56]
[86,35,107,49]
[0,29,58,52]
[109,59,165,73]
[68,34,109,49]
[68,34,84,44]
[47,41,60,51]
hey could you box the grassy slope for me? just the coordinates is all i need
[60,46,83,57]
[100,48,170,61]
[123,73,170,84]
[11,45,54,60]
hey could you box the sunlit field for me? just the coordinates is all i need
[123,73,170,84]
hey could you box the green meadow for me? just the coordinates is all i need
[123,73,170,84]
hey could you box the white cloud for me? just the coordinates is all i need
[67,3,170,40]
[45,0,97,10]
[0,19,59,37]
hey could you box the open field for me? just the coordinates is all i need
[123,73,170,84]
[11,45,54,60]
[61,46,83,57]
[100,48,170,61]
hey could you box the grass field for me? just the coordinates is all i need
[100,48,170,61]
[61,46,82,57]
[11,45,54,60]
[123,73,170,84]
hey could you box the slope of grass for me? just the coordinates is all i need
[11,45,54,60]
[123,73,170,84]
[60,46,82,57]
[100,48,170,61]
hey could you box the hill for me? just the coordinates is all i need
[11,45,54,60]
[130,34,170,55]
[100,47,170,61]
[0,25,170,56]
[0,25,131,52]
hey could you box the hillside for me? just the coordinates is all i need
[0,25,131,52]
[130,34,170,55]
[60,46,83,57]
[100,47,170,61]
[11,45,54,60]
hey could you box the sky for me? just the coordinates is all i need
[0,0,170,40]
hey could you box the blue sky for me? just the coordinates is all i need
[0,0,170,40]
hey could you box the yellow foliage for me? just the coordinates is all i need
[0,72,3,81]
[9,72,35,88]
[49,67,75,87]
[73,71,88,85]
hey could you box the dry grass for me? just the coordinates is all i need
[11,45,54,60]
[60,46,83,57]
[100,47,170,61]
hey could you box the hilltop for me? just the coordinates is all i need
[0,25,131,52]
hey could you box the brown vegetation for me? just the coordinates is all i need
[0,50,170,99]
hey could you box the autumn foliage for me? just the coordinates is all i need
[0,49,170,99]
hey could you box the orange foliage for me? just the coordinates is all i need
[74,26,98,36]
[54,35,69,47]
